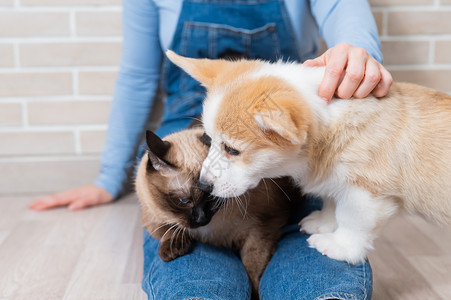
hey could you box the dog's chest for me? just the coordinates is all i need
[295,162,348,199]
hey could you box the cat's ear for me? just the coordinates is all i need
[166,50,230,87]
[146,131,176,175]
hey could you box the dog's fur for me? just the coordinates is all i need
[166,50,451,264]
[135,128,301,297]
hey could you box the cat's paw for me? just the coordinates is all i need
[158,238,191,262]
[299,210,337,234]
[307,231,370,264]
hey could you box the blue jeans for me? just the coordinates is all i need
[141,192,372,300]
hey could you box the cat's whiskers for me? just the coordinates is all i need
[223,196,231,215]
[186,116,203,124]
[212,197,223,211]
[150,220,179,235]
[268,178,291,202]
[232,191,248,219]
[262,178,271,205]
[180,227,187,252]
[170,225,182,255]
[161,223,178,241]
[241,192,250,219]
[233,194,243,217]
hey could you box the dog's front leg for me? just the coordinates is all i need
[306,187,396,264]
[299,196,337,234]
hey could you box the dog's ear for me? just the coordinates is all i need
[146,131,176,175]
[252,95,310,145]
[166,50,230,87]
[254,110,303,145]
[252,93,309,145]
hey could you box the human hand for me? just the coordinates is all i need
[28,184,114,211]
[303,43,393,102]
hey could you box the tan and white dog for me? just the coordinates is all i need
[166,50,451,264]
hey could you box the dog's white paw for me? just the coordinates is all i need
[307,231,370,264]
[299,210,337,234]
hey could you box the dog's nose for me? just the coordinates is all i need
[197,179,213,193]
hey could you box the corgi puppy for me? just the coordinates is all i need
[165,50,451,264]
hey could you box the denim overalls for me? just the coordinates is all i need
[155,0,302,138]
[145,1,373,299]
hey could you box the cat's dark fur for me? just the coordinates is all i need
[135,128,302,297]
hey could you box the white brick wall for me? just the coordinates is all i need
[0,0,121,194]
[371,0,451,91]
[0,0,450,195]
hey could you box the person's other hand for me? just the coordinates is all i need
[303,43,393,102]
[28,184,114,211]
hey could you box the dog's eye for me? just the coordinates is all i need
[223,143,240,156]
[179,198,191,205]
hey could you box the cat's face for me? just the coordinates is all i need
[136,128,219,229]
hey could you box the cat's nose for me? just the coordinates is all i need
[197,179,213,193]
[192,208,209,227]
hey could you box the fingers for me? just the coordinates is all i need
[29,191,77,211]
[303,55,326,67]
[68,200,88,211]
[304,43,393,101]
[28,184,114,212]
[371,65,393,98]
[336,47,367,99]
[318,47,348,102]
[352,58,381,98]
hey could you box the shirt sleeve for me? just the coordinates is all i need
[95,0,162,198]
[309,0,383,63]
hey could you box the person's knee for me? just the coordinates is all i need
[259,231,372,300]
[142,241,252,300]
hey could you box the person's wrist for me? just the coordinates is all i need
[94,184,114,203]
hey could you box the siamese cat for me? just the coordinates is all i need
[135,128,302,297]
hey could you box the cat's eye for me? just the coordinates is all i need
[223,143,240,156]
[179,198,191,205]
[199,132,211,147]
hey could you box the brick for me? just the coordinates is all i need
[381,41,429,65]
[80,130,107,153]
[0,159,100,194]
[76,11,122,36]
[372,11,384,36]
[20,42,121,67]
[0,131,75,156]
[78,71,116,95]
[0,12,70,37]
[0,44,14,68]
[0,73,72,97]
[28,100,110,125]
[390,69,451,93]
[388,11,451,35]
[370,0,433,5]
[21,0,120,5]
[435,41,451,63]
[0,103,22,126]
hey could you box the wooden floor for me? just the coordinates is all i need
[0,194,450,300]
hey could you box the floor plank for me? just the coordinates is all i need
[369,213,451,300]
[0,194,450,299]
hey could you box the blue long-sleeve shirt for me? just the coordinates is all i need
[95,0,382,198]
